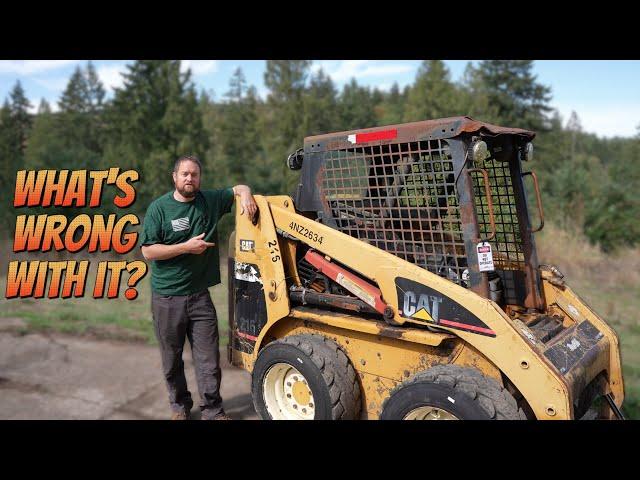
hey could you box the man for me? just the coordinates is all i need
[140,154,257,420]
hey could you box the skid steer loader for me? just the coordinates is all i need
[227,116,625,420]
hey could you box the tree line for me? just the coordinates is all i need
[1,60,638,251]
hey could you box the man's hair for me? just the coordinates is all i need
[173,154,202,173]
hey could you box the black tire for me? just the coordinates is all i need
[380,364,527,420]
[252,334,361,420]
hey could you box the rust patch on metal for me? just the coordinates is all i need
[377,323,405,340]
[306,116,535,148]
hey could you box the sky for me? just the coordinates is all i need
[0,60,638,138]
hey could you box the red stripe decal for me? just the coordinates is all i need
[236,331,258,341]
[439,319,496,336]
[356,129,397,143]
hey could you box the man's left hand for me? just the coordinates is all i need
[233,185,258,220]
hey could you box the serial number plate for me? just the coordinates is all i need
[289,221,323,244]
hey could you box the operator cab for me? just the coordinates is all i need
[289,116,545,312]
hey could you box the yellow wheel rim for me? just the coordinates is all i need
[403,406,459,420]
[263,363,315,420]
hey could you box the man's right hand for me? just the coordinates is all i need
[183,232,215,255]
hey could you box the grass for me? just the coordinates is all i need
[0,256,230,346]
[537,223,640,419]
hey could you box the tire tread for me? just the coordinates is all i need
[382,364,526,420]
[272,334,361,420]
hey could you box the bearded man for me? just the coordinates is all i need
[140,154,257,420]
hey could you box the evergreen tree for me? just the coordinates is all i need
[473,60,552,131]
[459,61,496,120]
[8,81,33,156]
[58,66,87,113]
[371,87,384,108]
[25,98,62,171]
[55,62,107,157]
[225,67,248,101]
[105,60,209,206]
[85,61,106,152]
[24,62,108,183]
[219,68,260,184]
[263,60,311,193]
[57,65,90,162]
[0,100,15,166]
[532,109,566,177]
[589,120,640,250]
[252,93,286,196]
[566,110,583,164]
[338,78,376,130]
[22,97,73,220]
[377,82,406,125]
[200,89,224,179]
[37,98,51,114]
[584,180,640,252]
[301,68,339,136]
[0,101,16,218]
[264,60,310,142]
[403,60,462,122]
[0,84,31,225]
[85,61,106,110]
[1,59,635,253]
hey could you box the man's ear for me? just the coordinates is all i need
[172,171,177,183]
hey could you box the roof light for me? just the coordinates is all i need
[471,141,488,162]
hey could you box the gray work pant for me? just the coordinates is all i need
[151,289,223,417]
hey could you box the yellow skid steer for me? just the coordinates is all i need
[227,117,624,420]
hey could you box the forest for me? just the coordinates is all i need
[1,60,638,252]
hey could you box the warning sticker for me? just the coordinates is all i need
[477,242,495,272]
[235,261,263,284]
[336,272,376,308]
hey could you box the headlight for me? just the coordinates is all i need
[471,140,488,162]
[287,148,304,170]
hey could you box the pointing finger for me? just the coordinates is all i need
[203,242,216,247]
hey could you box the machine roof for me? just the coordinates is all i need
[305,116,536,146]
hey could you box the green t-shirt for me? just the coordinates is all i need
[139,188,234,295]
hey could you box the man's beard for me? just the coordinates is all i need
[177,184,199,198]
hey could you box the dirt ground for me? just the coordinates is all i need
[0,318,258,420]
